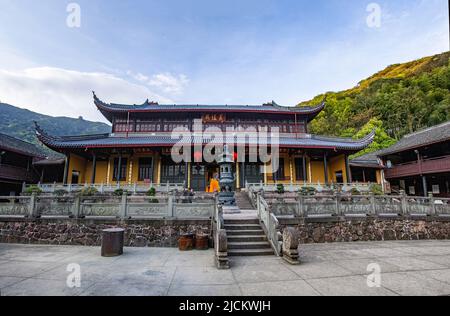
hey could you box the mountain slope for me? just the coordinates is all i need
[300,51,450,156]
[0,103,110,149]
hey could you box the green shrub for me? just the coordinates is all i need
[24,185,42,195]
[147,187,156,197]
[300,187,317,196]
[146,187,158,203]
[79,187,98,197]
[370,184,384,196]
[54,189,68,197]
[276,184,285,195]
[350,188,361,195]
[113,188,127,196]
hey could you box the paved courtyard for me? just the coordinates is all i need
[1,240,450,296]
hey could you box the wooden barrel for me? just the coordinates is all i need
[179,233,195,251]
[195,233,209,250]
[101,228,125,257]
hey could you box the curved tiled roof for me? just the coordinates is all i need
[0,133,47,158]
[350,150,383,168]
[36,122,375,153]
[378,121,450,157]
[92,92,326,122]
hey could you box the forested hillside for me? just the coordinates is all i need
[0,103,110,147]
[300,51,450,157]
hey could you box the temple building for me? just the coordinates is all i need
[378,121,450,197]
[35,93,375,192]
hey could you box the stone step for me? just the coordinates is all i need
[224,224,262,231]
[228,248,275,257]
[227,235,268,242]
[228,241,272,250]
[226,230,265,236]
[224,218,259,225]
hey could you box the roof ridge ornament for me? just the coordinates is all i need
[145,99,159,106]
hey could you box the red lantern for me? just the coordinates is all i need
[194,151,203,162]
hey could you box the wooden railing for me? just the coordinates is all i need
[385,155,450,179]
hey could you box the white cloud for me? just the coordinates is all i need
[127,71,190,95]
[0,67,173,123]
[148,73,189,94]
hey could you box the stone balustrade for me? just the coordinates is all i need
[0,193,216,220]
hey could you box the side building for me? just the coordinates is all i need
[35,93,375,191]
[0,133,64,195]
[378,121,450,197]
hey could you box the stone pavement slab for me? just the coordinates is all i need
[0,240,450,296]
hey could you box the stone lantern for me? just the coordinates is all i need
[218,145,236,206]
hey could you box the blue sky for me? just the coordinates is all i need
[0,0,447,123]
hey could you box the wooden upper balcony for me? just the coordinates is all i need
[0,164,38,182]
[385,155,450,179]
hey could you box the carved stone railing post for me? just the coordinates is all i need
[215,229,229,269]
[256,192,261,217]
[168,193,174,218]
[120,192,128,219]
[428,193,436,216]
[400,190,408,216]
[282,227,300,265]
[72,195,81,218]
[369,193,376,216]
[28,192,37,218]
[335,192,341,216]
[297,194,304,218]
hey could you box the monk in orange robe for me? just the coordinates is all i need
[208,174,220,193]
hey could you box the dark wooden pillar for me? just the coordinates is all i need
[323,153,329,185]
[422,176,428,197]
[63,154,70,185]
[185,162,189,188]
[91,153,97,184]
[345,154,352,184]
[302,155,307,182]
[40,168,45,183]
[241,162,246,188]
[116,155,122,184]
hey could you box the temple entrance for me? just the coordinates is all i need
[190,163,220,192]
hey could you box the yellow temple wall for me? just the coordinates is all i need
[95,161,109,184]
[68,154,87,184]
[328,155,348,183]
[309,161,325,184]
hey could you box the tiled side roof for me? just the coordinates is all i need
[378,121,450,156]
[36,123,375,152]
[0,133,47,158]
[350,150,383,168]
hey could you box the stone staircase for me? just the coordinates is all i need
[224,218,274,256]
[234,191,255,210]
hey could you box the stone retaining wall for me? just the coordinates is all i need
[280,217,450,244]
[0,218,211,248]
